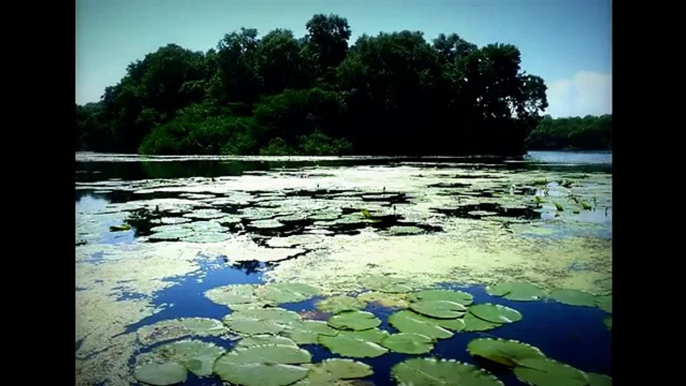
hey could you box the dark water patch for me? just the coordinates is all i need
[433,203,541,220]
[428,182,472,189]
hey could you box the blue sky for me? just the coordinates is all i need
[76,0,611,117]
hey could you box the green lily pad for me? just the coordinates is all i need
[388,310,454,339]
[381,333,434,354]
[604,317,612,331]
[391,358,503,386]
[337,328,390,344]
[513,358,588,386]
[467,338,545,367]
[212,216,243,226]
[463,312,501,332]
[410,300,467,319]
[469,304,522,324]
[205,284,261,307]
[256,283,321,304]
[183,209,225,220]
[237,307,302,323]
[282,320,338,344]
[550,289,596,307]
[154,340,225,377]
[408,289,474,306]
[237,335,298,348]
[587,372,612,386]
[327,310,381,331]
[316,295,367,314]
[311,358,374,380]
[358,291,410,308]
[361,276,413,293]
[486,282,546,301]
[318,333,388,358]
[134,363,187,385]
[214,363,309,386]
[137,318,227,345]
[223,313,287,335]
[595,295,612,313]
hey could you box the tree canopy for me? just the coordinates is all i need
[75,14,568,156]
[526,114,612,150]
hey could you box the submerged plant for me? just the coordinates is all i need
[391,358,503,386]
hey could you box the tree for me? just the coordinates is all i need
[257,29,306,94]
[304,14,351,77]
[215,28,262,104]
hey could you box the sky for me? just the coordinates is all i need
[76,0,612,118]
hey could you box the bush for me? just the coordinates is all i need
[298,131,353,155]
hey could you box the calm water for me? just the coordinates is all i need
[76,151,612,386]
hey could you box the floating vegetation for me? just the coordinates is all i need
[462,313,501,332]
[316,295,367,314]
[327,310,381,331]
[550,289,596,307]
[109,224,131,232]
[360,275,413,293]
[296,359,373,385]
[595,295,612,313]
[248,219,286,230]
[469,303,522,324]
[133,363,187,386]
[213,344,312,386]
[222,307,301,335]
[587,372,613,386]
[387,310,454,339]
[237,335,298,348]
[205,284,262,308]
[604,317,612,331]
[486,282,546,301]
[282,320,338,344]
[467,338,545,367]
[380,332,434,354]
[318,332,389,358]
[408,289,474,306]
[410,300,467,319]
[554,202,564,211]
[581,202,593,210]
[358,291,410,308]
[391,358,503,386]
[183,209,225,220]
[137,318,228,346]
[255,282,321,304]
[513,357,588,386]
[386,225,425,236]
[153,340,225,377]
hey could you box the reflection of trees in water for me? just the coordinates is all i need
[232,260,262,275]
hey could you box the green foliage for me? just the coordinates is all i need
[527,114,612,150]
[467,338,545,367]
[391,358,503,386]
[133,363,187,386]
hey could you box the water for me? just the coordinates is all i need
[75,151,612,385]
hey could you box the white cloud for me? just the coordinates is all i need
[545,71,612,118]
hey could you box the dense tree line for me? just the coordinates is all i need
[75,14,550,156]
[526,115,612,150]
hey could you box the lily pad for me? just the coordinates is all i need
[205,284,261,307]
[237,307,302,323]
[137,318,227,345]
[183,209,225,220]
[587,372,612,386]
[595,295,612,313]
[550,289,596,307]
[358,291,410,308]
[486,282,546,301]
[469,304,522,324]
[513,358,588,386]
[237,335,298,348]
[248,219,286,229]
[391,358,503,386]
[408,289,474,306]
[463,313,501,332]
[316,295,367,314]
[388,310,455,339]
[318,333,388,358]
[256,283,321,305]
[313,359,373,379]
[604,317,612,331]
[222,307,300,335]
[154,340,225,377]
[410,300,467,319]
[182,232,230,243]
[282,320,338,344]
[214,355,310,386]
[360,276,413,293]
[213,216,243,226]
[467,338,545,367]
[134,363,188,385]
[337,328,391,344]
[381,333,434,354]
[327,310,381,331]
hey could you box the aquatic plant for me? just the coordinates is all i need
[550,289,596,307]
[486,282,546,301]
[213,344,312,386]
[255,282,321,304]
[137,318,228,346]
[109,224,131,232]
[513,357,588,386]
[318,331,389,358]
[361,209,372,219]
[388,310,455,339]
[469,303,522,324]
[595,295,612,313]
[358,291,410,308]
[237,334,298,348]
[154,339,225,377]
[205,284,261,308]
[360,275,414,293]
[554,202,564,211]
[463,313,501,332]
[408,289,474,306]
[467,338,545,367]
[604,317,612,331]
[133,363,187,386]
[586,372,612,386]
[327,310,381,330]
[410,300,467,319]
[380,332,434,354]
[316,295,367,314]
[282,320,339,344]
[391,358,503,386]
[222,307,301,335]
[295,359,373,385]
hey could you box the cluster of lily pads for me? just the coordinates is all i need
[131,278,611,385]
[467,338,611,386]
[485,282,612,331]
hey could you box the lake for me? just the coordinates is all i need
[75,151,612,386]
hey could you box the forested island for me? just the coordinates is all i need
[75,14,610,156]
